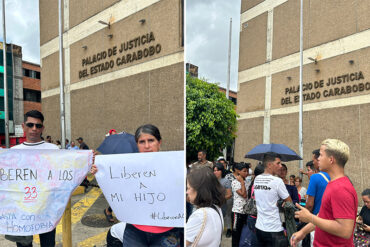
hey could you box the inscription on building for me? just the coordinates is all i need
[78,32,161,79]
[281,71,369,105]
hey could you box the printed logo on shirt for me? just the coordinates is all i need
[254,185,271,190]
[256,177,273,183]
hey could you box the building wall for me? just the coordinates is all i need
[23,62,41,115]
[23,62,41,91]
[237,0,370,196]
[40,0,184,150]
[0,44,16,135]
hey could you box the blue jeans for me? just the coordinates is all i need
[239,215,257,247]
[122,224,183,247]
[256,228,287,247]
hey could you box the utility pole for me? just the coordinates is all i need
[226,18,232,99]
[224,18,232,160]
[298,0,304,176]
[58,0,71,246]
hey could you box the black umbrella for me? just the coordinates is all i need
[245,143,302,161]
[97,132,138,154]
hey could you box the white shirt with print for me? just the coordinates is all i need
[254,174,289,232]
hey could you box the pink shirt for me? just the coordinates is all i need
[133,224,173,234]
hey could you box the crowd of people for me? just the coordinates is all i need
[4,109,369,247]
[186,142,369,247]
[44,135,89,150]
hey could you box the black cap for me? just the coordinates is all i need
[76,137,83,141]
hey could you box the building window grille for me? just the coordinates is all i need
[23,89,41,102]
[23,68,40,79]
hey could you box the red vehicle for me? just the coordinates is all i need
[0,135,26,148]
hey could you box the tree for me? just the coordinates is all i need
[186,75,238,162]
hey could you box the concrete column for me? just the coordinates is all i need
[64,0,71,142]
[263,9,274,143]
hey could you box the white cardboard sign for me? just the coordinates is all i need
[95,151,185,227]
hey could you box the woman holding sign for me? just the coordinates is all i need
[92,124,183,247]
[122,124,183,246]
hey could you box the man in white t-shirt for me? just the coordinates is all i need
[254,152,292,246]
[9,110,59,247]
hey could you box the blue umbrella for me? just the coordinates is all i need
[245,143,302,161]
[97,132,138,154]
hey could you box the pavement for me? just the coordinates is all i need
[221,231,232,247]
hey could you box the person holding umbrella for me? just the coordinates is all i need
[253,152,292,246]
[91,124,183,246]
[97,131,139,223]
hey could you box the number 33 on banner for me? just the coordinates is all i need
[24,186,38,202]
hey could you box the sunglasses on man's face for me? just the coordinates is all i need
[25,122,43,129]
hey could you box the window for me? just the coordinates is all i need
[23,89,41,102]
[230,97,237,105]
[23,68,40,79]
[23,68,31,77]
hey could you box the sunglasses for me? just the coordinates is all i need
[25,122,43,129]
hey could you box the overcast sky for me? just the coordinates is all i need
[0,0,40,64]
[186,0,241,91]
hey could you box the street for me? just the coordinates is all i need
[221,232,232,247]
